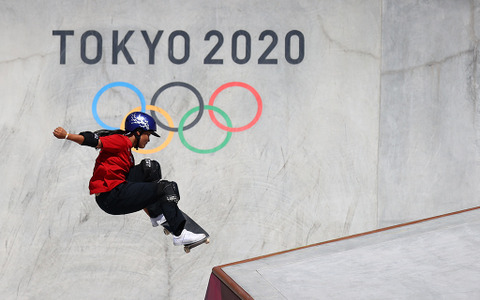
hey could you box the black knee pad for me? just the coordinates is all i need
[156,180,180,203]
[141,158,162,182]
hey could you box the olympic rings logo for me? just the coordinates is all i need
[91,81,262,154]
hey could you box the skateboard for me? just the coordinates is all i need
[162,209,210,253]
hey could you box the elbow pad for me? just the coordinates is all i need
[79,131,99,148]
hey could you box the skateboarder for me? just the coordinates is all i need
[52,111,205,246]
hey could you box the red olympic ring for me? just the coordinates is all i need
[208,82,262,132]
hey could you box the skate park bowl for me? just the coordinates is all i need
[205,206,480,299]
[3,1,480,299]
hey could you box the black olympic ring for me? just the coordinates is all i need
[150,82,204,132]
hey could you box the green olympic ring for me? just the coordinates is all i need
[178,105,232,154]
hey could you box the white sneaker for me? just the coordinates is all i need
[150,214,166,227]
[173,229,206,246]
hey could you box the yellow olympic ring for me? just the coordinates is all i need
[121,105,174,154]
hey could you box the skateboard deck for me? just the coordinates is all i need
[162,209,210,253]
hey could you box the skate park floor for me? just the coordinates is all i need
[207,206,480,299]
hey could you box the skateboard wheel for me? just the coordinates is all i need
[205,238,210,244]
[163,229,170,235]
[184,247,190,253]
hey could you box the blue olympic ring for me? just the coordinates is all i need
[92,82,146,130]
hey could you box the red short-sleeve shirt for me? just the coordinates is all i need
[88,134,134,194]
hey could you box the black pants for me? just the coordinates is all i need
[95,162,186,235]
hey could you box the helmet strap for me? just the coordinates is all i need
[133,130,142,150]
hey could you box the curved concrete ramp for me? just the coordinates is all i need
[206,206,480,299]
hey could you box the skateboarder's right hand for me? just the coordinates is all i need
[53,127,68,139]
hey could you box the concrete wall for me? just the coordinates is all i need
[379,0,480,225]
[0,0,478,298]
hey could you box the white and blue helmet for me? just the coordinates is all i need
[124,112,160,137]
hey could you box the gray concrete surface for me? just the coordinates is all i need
[1,0,479,299]
[220,207,480,299]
